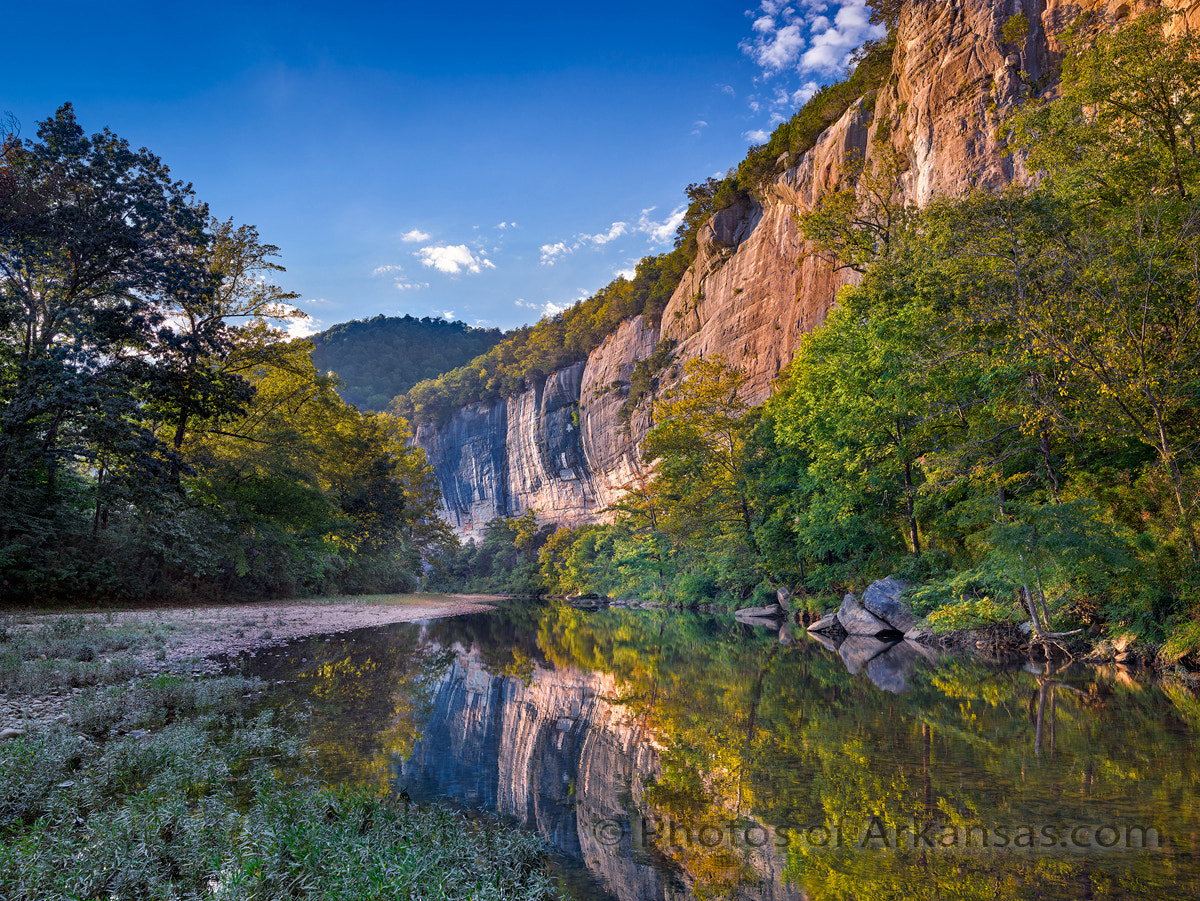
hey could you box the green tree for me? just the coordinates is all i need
[1010,8,1200,205]
[642,356,755,545]
[157,216,304,451]
[0,104,226,586]
[796,140,913,274]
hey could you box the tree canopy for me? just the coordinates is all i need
[0,105,451,604]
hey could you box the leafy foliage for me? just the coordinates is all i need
[498,13,1200,650]
[0,106,450,604]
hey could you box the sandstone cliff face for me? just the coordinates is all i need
[415,362,599,534]
[418,0,1195,537]
[402,647,800,901]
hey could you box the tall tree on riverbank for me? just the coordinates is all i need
[0,106,450,603]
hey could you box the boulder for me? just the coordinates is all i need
[837,593,894,636]
[735,603,783,619]
[0,727,26,741]
[807,612,842,634]
[904,626,936,644]
[860,577,919,633]
[776,586,794,611]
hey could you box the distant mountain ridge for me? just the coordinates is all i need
[309,314,505,411]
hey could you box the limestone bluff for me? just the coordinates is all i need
[416,0,1200,540]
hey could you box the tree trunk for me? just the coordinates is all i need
[903,458,921,556]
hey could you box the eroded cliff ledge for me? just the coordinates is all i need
[417,0,1199,539]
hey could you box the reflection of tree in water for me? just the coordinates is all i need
[253,625,453,787]
[276,601,560,787]
[534,605,1200,900]
[421,599,552,675]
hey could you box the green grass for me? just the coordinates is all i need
[0,615,163,694]
[0,674,559,900]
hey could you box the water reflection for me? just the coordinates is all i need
[241,603,1200,901]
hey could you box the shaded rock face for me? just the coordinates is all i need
[861,577,917,634]
[414,362,599,537]
[403,648,801,901]
[838,592,896,637]
[578,316,661,512]
[417,0,1196,536]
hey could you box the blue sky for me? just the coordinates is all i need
[3,1,881,334]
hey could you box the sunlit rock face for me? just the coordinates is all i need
[402,649,802,901]
[417,0,1195,536]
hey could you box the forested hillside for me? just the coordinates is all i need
[310,315,504,411]
[0,105,452,604]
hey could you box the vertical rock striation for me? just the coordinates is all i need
[416,0,1197,537]
[402,647,801,901]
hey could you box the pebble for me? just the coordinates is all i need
[0,727,26,741]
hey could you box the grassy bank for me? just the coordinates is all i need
[0,615,559,901]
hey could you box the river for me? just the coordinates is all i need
[239,601,1200,900]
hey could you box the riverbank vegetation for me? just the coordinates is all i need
[432,11,1200,666]
[0,106,453,606]
[0,615,557,899]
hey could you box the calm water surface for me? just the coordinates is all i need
[239,602,1200,900]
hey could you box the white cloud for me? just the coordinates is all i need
[637,206,687,246]
[415,244,495,275]
[540,242,571,265]
[495,221,517,229]
[615,266,637,280]
[285,316,321,339]
[745,128,771,143]
[719,83,736,97]
[400,229,431,243]
[441,310,455,319]
[372,263,429,290]
[516,298,567,318]
[691,119,709,137]
[583,222,628,246]
[793,80,822,104]
[739,0,884,132]
[541,219,634,265]
[799,1,882,75]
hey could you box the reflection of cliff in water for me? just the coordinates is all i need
[402,646,802,901]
